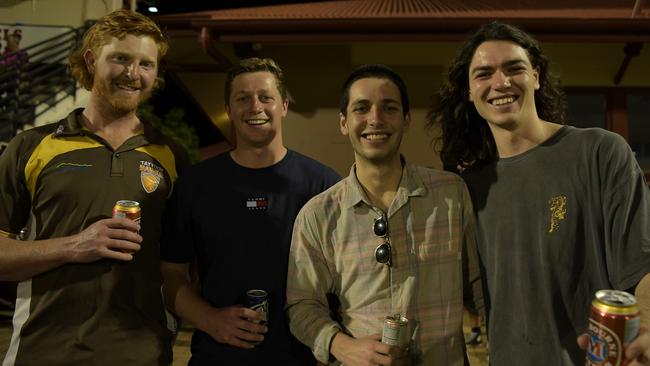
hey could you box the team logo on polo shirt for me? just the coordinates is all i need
[139,161,163,193]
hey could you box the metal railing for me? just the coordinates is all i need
[0,25,87,142]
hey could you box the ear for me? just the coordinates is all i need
[83,49,96,75]
[403,112,411,132]
[339,113,349,136]
[281,99,289,117]
[533,67,541,90]
[225,103,232,121]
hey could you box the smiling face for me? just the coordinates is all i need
[86,34,158,113]
[226,71,288,149]
[340,77,409,166]
[468,40,540,130]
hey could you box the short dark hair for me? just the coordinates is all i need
[340,64,410,117]
[427,21,567,171]
[224,57,287,105]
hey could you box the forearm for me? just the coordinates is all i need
[0,235,73,281]
[287,299,341,363]
[635,273,650,329]
[161,263,216,334]
[287,215,341,362]
[171,283,218,333]
[461,183,484,315]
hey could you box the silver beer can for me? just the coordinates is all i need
[382,314,409,348]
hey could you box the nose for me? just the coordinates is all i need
[367,105,384,127]
[124,63,139,80]
[494,70,511,89]
[249,96,264,113]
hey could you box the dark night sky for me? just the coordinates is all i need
[138,0,325,15]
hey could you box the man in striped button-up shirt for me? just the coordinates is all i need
[286,64,482,366]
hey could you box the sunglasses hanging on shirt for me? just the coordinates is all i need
[373,215,392,266]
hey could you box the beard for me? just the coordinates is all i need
[95,77,152,114]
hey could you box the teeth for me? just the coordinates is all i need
[246,119,267,125]
[364,134,388,141]
[116,85,138,91]
[492,96,515,106]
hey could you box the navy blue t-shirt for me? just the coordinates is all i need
[161,150,340,366]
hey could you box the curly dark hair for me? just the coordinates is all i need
[427,21,567,171]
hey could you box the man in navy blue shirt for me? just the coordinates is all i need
[160,57,340,366]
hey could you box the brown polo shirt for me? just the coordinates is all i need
[0,108,190,366]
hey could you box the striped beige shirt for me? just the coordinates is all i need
[286,162,482,365]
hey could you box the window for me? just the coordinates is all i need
[566,94,607,129]
[627,94,650,171]
[564,88,650,181]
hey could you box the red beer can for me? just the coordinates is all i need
[112,200,141,253]
[585,289,640,366]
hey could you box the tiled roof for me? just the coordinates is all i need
[153,0,650,41]
[201,0,647,20]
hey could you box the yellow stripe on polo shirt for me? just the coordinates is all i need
[24,134,102,200]
[135,145,179,194]
[0,228,16,239]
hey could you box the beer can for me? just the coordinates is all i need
[112,200,141,223]
[585,289,640,366]
[112,200,141,253]
[382,314,409,348]
[246,289,269,325]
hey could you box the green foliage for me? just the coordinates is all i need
[138,103,201,163]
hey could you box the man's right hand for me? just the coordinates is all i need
[331,332,407,366]
[69,217,142,262]
[203,306,268,349]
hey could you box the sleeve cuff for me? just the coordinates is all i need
[313,323,342,364]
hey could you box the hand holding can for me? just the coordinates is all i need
[246,289,269,345]
[246,289,269,325]
[585,289,640,366]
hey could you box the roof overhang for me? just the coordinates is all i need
[153,0,650,42]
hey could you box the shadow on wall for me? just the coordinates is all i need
[260,44,445,173]
[264,44,445,117]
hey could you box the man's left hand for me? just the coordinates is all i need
[578,327,650,365]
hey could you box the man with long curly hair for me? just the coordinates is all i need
[0,10,188,365]
[429,21,650,365]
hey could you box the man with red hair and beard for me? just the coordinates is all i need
[0,10,189,365]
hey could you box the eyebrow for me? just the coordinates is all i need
[234,88,271,94]
[108,51,156,62]
[470,59,528,76]
[351,98,401,105]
